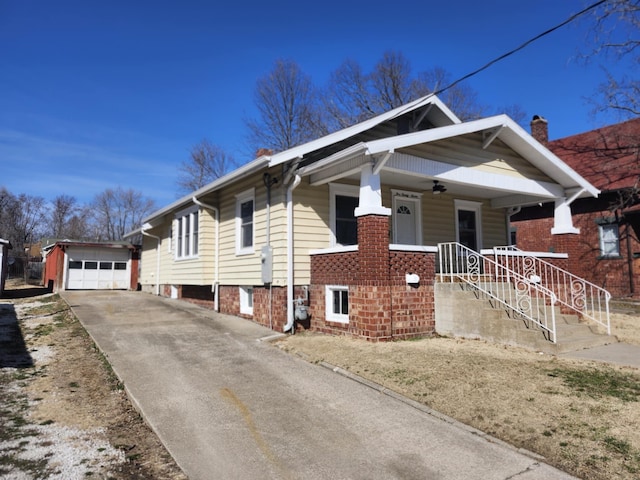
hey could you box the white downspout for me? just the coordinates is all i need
[141,226,161,296]
[284,174,302,333]
[192,197,220,312]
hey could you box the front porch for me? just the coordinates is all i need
[307,215,613,351]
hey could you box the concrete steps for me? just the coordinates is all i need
[434,282,617,354]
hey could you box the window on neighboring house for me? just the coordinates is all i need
[330,184,359,247]
[325,285,349,323]
[236,189,255,255]
[240,286,254,315]
[599,222,621,257]
[175,207,199,259]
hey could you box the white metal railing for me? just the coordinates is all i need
[438,242,558,343]
[492,246,611,335]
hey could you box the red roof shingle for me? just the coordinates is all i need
[548,117,640,192]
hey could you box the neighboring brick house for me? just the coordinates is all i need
[512,117,640,298]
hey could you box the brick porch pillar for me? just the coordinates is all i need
[350,161,393,340]
[353,214,392,340]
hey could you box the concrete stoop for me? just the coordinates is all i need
[434,282,617,354]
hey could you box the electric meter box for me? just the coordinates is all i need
[261,245,273,284]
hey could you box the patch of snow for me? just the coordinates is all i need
[0,424,125,479]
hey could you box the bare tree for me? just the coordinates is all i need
[91,187,156,242]
[50,194,77,238]
[325,59,376,130]
[4,193,47,250]
[370,51,415,111]
[324,52,491,128]
[584,0,639,117]
[246,59,326,154]
[412,67,487,121]
[176,139,234,195]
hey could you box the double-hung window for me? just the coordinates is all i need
[236,188,255,255]
[598,220,621,257]
[175,206,199,259]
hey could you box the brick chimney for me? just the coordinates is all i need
[255,148,273,158]
[530,115,548,145]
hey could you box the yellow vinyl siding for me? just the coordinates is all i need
[400,134,553,182]
[139,208,216,287]
[218,174,267,286]
[291,181,331,285]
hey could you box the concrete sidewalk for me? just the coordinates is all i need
[561,342,640,367]
[62,290,578,480]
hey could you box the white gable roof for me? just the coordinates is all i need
[303,114,599,198]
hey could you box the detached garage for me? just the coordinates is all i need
[43,241,140,292]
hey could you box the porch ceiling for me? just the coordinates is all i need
[304,151,564,208]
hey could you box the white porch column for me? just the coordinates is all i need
[551,197,580,234]
[354,162,391,217]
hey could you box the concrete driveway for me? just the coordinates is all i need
[62,290,576,480]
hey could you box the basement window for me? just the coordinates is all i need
[325,285,349,323]
[240,286,254,315]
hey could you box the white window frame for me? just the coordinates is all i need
[454,199,483,251]
[239,286,254,315]
[174,206,199,260]
[325,285,349,323]
[329,183,360,247]
[391,189,423,245]
[235,188,255,256]
[598,223,621,257]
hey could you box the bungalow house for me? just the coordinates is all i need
[132,94,612,347]
[513,117,640,298]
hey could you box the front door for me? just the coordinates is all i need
[393,191,422,245]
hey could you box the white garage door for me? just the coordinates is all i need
[66,247,131,290]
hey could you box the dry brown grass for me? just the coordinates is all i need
[277,311,640,480]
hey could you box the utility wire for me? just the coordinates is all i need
[433,0,607,97]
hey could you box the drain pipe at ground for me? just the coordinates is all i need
[284,174,302,333]
[141,226,161,296]
[192,197,220,312]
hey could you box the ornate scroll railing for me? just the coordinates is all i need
[438,242,558,343]
[491,246,611,334]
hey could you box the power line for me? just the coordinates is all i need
[434,0,607,97]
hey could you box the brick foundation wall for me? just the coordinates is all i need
[308,217,437,341]
[389,251,436,339]
[219,285,240,316]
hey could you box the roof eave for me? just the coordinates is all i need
[142,155,271,224]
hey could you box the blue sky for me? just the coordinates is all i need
[0,0,630,207]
